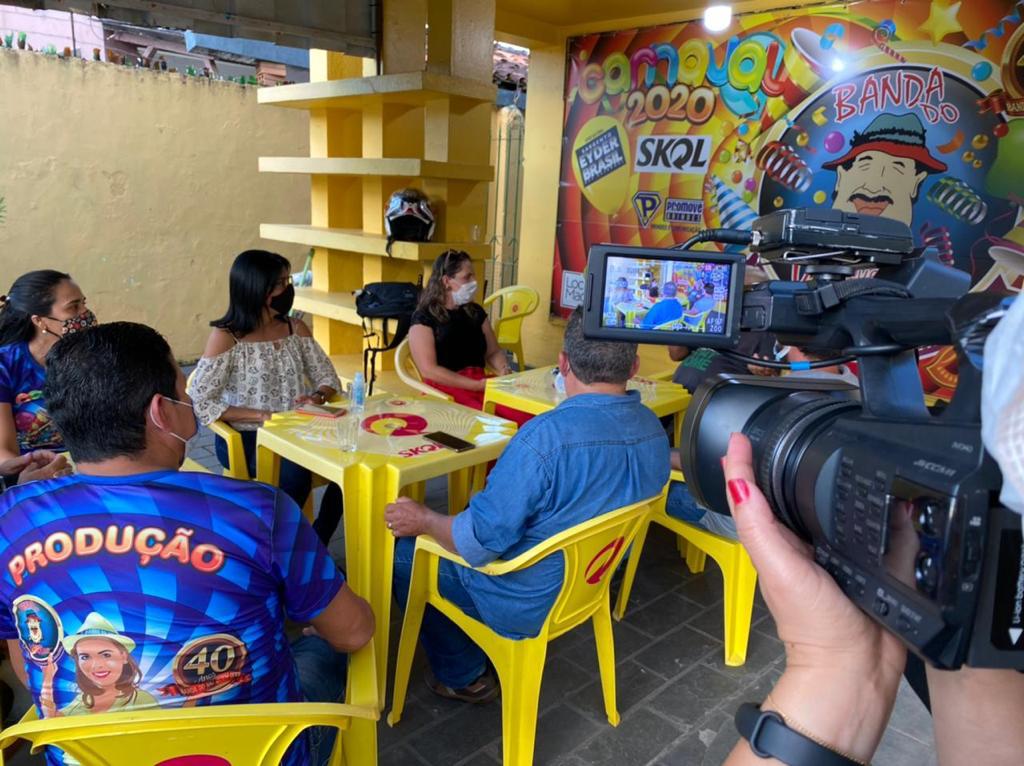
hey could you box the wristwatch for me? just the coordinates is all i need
[735,703,866,766]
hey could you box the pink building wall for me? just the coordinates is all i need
[0,5,105,57]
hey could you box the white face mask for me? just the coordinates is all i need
[452,280,478,306]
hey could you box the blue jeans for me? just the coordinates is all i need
[215,430,342,544]
[292,634,348,766]
[666,481,738,539]
[392,536,488,689]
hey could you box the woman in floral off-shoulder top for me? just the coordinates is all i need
[188,250,343,543]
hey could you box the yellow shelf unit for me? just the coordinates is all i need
[261,224,490,263]
[259,51,495,371]
[258,156,494,181]
[256,71,496,110]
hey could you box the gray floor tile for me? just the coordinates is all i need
[634,625,721,680]
[626,591,705,639]
[533,703,603,765]
[648,663,741,729]
[575,708,684,766]
[573,659,667,723]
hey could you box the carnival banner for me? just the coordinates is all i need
[553,0,1024,398]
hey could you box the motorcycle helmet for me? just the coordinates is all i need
[385,188,435,255]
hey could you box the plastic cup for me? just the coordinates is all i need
[336,413,359,452]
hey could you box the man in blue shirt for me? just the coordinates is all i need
[386,307,669,702]
[640,281,684,328]
[682,282,717,329]
[0,323,373,766]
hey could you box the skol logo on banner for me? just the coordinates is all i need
[635,136,712,174]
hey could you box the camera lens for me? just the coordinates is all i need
[681,375,859,540]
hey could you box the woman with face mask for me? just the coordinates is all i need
[410,251,530,424]
[188,250,344,543]
[0,270,97,461]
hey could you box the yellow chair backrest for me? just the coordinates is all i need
[468,494,660,640]
[394,339,451,400]
[185,368,249,480]
[482,285,539,346]
[0,702,378,766]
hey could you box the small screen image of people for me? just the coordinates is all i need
[601,257,732,334]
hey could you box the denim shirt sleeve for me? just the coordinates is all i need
[451,434,552,567]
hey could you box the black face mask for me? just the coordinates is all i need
[269,284,295,316]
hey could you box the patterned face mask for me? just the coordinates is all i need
[50,309,98,336]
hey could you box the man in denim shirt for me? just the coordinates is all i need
[386,308,669,702]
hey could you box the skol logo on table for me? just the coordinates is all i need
[632,191,662,227]
[634,135,711,174]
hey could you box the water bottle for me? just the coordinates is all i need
[351,371,366,413]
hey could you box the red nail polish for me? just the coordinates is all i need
[728,479,750,505]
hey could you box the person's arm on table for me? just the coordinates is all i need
[722,433,905,765]
[409,325,486,392]
[386,435,551,567]
[482,319,512,375]
[292,319,339,405]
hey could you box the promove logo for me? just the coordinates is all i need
[635,136,711,174]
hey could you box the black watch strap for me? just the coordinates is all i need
[735,703,863,766]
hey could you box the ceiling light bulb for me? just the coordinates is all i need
[704,5,733,32]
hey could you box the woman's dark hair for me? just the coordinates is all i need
[45,322,178,462]
[72,639,143,709]
[418,249,473,324]
[0,270,72,346]
[210,250,291,336]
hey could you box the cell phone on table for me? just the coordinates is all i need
[296,403,347,419]
[423,431,475,452]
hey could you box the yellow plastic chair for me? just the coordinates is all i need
[613,470,757,666]
[0,701,378,766]
[482,285,539,371]
[388,493,662,766]
[186,369,249,480]
[394,339,452,401]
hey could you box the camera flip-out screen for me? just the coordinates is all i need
[583,244,744,348]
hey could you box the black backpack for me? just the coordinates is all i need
[355,281,421,394]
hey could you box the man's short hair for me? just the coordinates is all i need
[704,282,715,294]
[45,322,179,462]
[662,282,677,297]
[563,307,637,385]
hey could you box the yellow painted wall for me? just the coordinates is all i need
[0,50,310,360]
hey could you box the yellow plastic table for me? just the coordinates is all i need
[254,397,516,725]
[483,366,692,445]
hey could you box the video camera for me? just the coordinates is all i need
[582,208,1022,670]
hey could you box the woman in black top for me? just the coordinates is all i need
[410,251,530,424]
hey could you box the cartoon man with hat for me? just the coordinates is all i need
[824,112,948,226]
[39,612,158,718]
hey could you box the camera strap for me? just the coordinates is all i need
[735,703,867,765]
[795,280,911,316]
